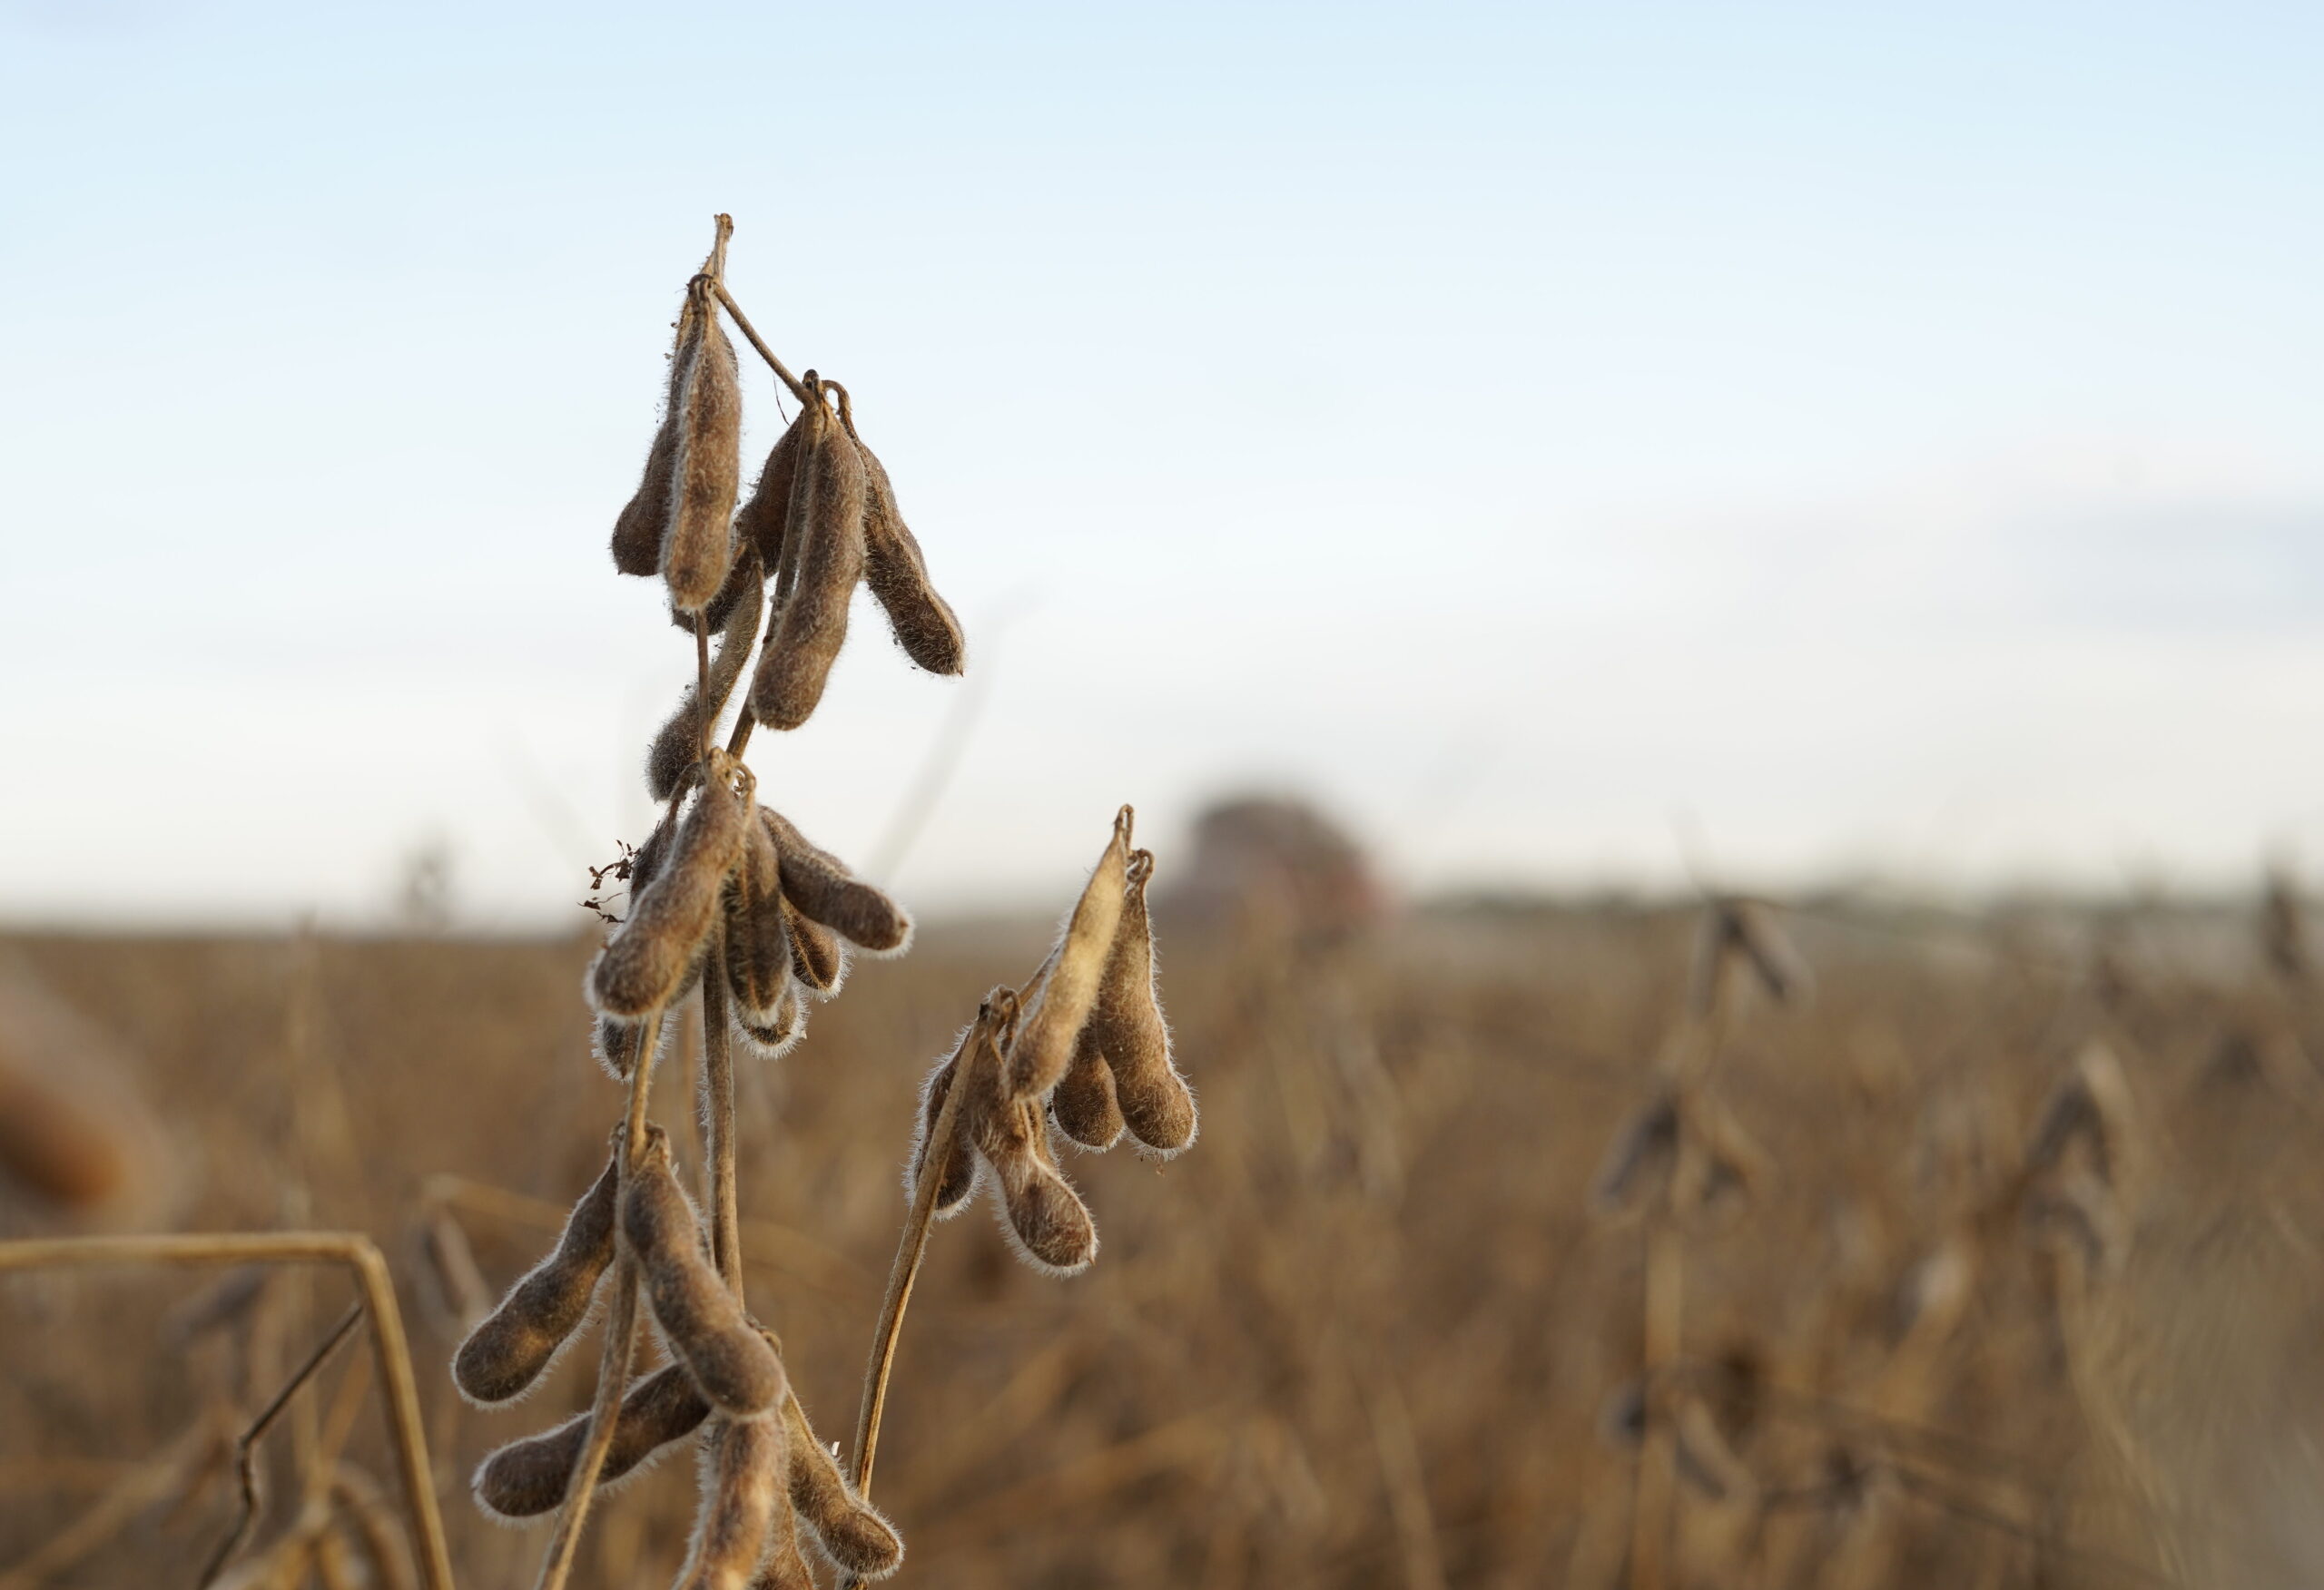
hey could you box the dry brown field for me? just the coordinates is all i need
[4,895,2321,1587]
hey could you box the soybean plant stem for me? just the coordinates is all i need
[533,1016,663,1590]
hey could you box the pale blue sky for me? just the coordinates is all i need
[4,2,2321,924]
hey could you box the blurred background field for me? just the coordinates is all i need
[7,857,2324,1586]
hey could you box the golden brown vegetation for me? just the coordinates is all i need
[6,878,2324,1586]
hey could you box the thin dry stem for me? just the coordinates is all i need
[711,281,811,407]
[0,1234,454,1590]
[199,1301,365,1589]
[531,1012,663,1590]
[846,999,1010,1508]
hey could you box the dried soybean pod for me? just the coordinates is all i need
[970,1086,1098,1276]
[1083,849,1195,1154]
[838,395,965,676]
[782,1390,903,1580]
[904,1027,980,1216]
[661,279,744,613]
[750,1489,816,1590]
[758,808,911,954]
[470,1359,712,1519]
[734,411,807,579]
[723,812,793,1026]
[610,301,691,577]
[679,1415,784,1590]
[748,377,867,731]
[1007,807,1133,1099]
[648,547,765,800]
[623,1128,787,1417]
[783,900,845,996]
[1049,1042,1125,1152]
[591,754,752,1018]
[593,1008,676,1083]
[452,1149,620,1404]
[734,983,804,1062]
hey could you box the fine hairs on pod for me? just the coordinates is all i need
[1065,848,1196,1156]
[722,810,793,1026]
[974,1090,1100,1276]
[676,1415,785,1590]
[608,321,689,575]
[784,900,846,996]
[659,275,744,614]
[594,1006,682,1084]
[647,546,765,802]
[734,982,805,1062]
[782,1390,904,1579]
[590,752,751,1018]
[1008,808,1133,1099]
[471,1360,711,1520]
[905,1023,984,1217]
[758,808,912,955]
[451,1146,620,1405]
[936,1018,1099,1274]
[621,1127,787,1418]
[734,409,806,580]
[836,387,965,676]
[749,373,868,731]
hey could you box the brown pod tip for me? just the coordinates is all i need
[1087,848,1196,1156]
[971,1092,1098,1277]
[1007,807,1134,1099]
[733,983,806,1062]
[783,1391,904,1579]
[470,1359,711,1520]
[784,901,847,996]
[840,391,965,677]
[452,1150,621,1406]
[622,1127,788,1418]
[759,808,912,956]
[1050,1040,1126,1152]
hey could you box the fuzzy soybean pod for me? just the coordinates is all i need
[938,1031,1098,1275]
[782,1390,904,1580]
[841,402,965,677]
[623,1128,788,1418]
[451,1150,620,1405]
[609,299,694,577]
[784,899,845,996]
[679,1415,785,1590]
[734,982,804,1062]
[471,1360,712,1519]
[723,811,794,1026]
[648,547,765,801]
[748,378,867,731]
[1069,849,1195,1154]
[751,1490,816,1590]
[1007,808,1133,1100]
[758,808,911,955]
[591,755,752,1019]
[661,280,744,613]
[904,1025,982,1217]
[974,1089,1099,1275]
[733,409,806,580]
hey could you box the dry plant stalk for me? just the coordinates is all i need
[838,807,1198,1586]
[0,1232,455,1590]
[453,211,1177,1590]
